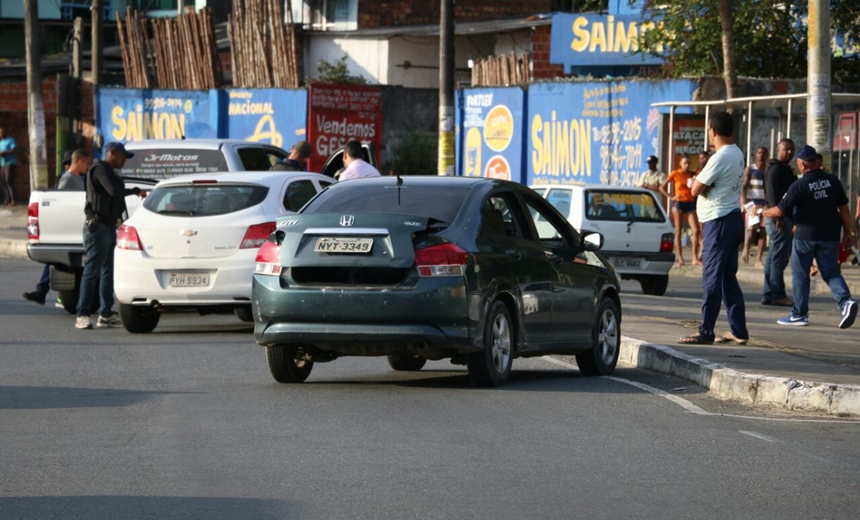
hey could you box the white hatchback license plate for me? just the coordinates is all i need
[169,273,210,287]
[612,257,644,269]
[314,237,373,253]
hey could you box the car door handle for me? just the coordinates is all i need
[505,250,521,260]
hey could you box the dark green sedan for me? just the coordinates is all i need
[252,176,621,387]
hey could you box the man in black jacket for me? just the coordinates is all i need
[762,138,796,306]
[75,142,146,330]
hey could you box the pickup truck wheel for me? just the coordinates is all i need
[387,354,427,371]
[266,345,313,383]
[58,289,78,315]
[467,300,514,387]
[576,298,620,376]
[234,307,254,323]
[119,303,160,333]
[640,275,669,296]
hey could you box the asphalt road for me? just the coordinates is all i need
[2,257,860,520]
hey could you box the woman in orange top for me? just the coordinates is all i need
[659,154,701,266]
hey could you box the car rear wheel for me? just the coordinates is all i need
[467,300,514,387]
[386,354,427,371]
[640,274,669,296]
[266,345,314,383]
[119,303,160,333]
[576,298,620,376]
[234,306,254,323]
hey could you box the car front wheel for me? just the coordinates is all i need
[119,303,160,333]
[467,300,514,387]
[576,298,620,376]
[387,354,427,371]
[266,345,314,383]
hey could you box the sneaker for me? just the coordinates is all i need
[55,298,64,309]
[23,291,47,305]
[96,313,121,328]
[839,300,857,329]
[777,314,809,326]
[75,316,93,329]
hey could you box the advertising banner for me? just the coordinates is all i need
[459,87,526,183]
[224,89,308,148]
[661,114,707,172]
[97,88,217,143]
[526,80,696,187]
[550,13,663,69]
[307,84,382,171]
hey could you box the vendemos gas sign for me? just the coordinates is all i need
[307,84,382,170]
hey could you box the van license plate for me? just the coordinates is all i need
[315,237,373,253]
[169,273,210,287]
[612,257,643,269]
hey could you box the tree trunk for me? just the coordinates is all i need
[24,0,48,191]
[718,0,737,100]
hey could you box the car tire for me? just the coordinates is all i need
[234,306,254,323]
[576,298,620,376]
[386,354,427,371]
[266,345,314,383]
[640,275,669,296]
[119,303,161,333]
[467,300,514,387]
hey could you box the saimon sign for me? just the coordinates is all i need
[550,13,664,69]
[98,88,216,142]
[307,84,382,171]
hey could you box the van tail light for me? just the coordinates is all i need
[27,202,39,240]
[659,233,674,253]
[255,239,282,276]
[117,225,144,250]
[415,243,468,277]
[241,222,277,249]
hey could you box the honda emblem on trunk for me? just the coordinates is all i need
[339,215,355,227]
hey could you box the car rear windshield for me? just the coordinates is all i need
[118,150,229,180]
[302,185,470,223]
[143,184,268,217]
[584,189,665,223]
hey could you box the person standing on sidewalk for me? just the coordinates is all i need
[679,111,748,345]
[659,154,701,266]
[0,126,17,206]
[741,146,769,267]
[762,138,797,306]
[637,155,665,216]
[23,150,91,306]
[75,143,146,330]
[759,145,857,329]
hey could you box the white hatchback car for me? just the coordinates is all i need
[531,184,675,295]
[114,170,334,332]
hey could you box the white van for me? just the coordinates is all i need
[531,184,675,295]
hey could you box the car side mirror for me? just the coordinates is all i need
[581,231,604,252]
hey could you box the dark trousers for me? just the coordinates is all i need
[699,210,748,340]
[76,222,116,318]
[36,264,50,296]
[763,217,793,300]
[0,164,15,204]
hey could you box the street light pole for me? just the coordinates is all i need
[438,0,455,175]
[24,0,48,191]
[807,0,831,164]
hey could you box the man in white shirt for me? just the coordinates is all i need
[679,111,748,345]
[338,140,381,181]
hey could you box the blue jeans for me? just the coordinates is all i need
[76,221,116,318]
[790,239,852,317]
[699,210,748,340]
[763,217,793,300]
[35,264,50,295]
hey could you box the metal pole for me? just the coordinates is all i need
[437,0,455,176]
[704,105,711,151]
[667,106,675,212]
[746,101,754,164]
[92,0,103,151]
[808,0,831,165]
[24,0,48,191]
[786,98,793,141]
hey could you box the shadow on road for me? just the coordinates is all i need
[0,386,193,410]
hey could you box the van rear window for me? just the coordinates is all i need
[584,189,665,223]
[118,149,228,180]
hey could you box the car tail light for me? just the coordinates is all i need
[660,233,674,253]
[117,225,143,250]
[27,202,39,240]
[415,243,468,277]
[241,222,276,249]
[255,239,282,276]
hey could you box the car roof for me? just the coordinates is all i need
[530,183,653,193]
[123,139,281,151]
[154,170,333,187]
[325,175,504,189]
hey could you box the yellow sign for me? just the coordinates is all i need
[484,105,514,152]
[110,105,185,141]
[464,127,483,177]
[247,115,284,147]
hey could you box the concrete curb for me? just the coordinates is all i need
[0,236,28,259]
[621,336,860,417]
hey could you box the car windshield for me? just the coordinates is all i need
[302,185,470,223]
[584,189,665,223]
[118,149,229,180]
[143,184,269,217]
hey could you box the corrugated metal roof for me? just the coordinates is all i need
[306,14,553,39]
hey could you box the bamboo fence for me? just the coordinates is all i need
[116,7,223,90]
[471,52,530,87]
[227,0,300,89]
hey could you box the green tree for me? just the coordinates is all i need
[311,55,368,85]
[639,1,860,85]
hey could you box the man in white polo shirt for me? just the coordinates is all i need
[338,140,381,181]
[679,111,748,345]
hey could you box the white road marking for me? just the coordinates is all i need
[542,356,860,424]
[739,431,779,443]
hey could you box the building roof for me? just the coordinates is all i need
[306,14,552,39]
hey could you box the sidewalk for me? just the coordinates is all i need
[2,204,859,416]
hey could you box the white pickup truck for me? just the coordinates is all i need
[26,139,291,313]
